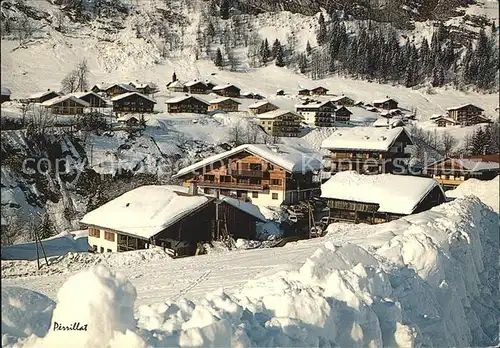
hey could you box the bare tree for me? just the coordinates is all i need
[1,216,23,245]
[76,59,89,91]
[440,131,457,156]
[227,49,238,71]
[26,105,55,139]
[61,70,79,93]
[229,120,245,146]
[245,123,259,144]
[18,102,30,126]
[16,14,36,45]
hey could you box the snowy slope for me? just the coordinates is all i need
[2,195,499,347]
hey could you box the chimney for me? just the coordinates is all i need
[188,180,198,196]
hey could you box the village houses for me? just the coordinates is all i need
[212,84,241,97]
[104,83,139,97]
[247,101,278,115]
[331,95,355,106]
[298,88,310,96]
[166,80,185,92]
[372,98,398,110]
[295,101,337,127]
[321,126,414,174]
[165,95,210,114]
[111,92,156,113]
[81,184,266,256]
[258,109,303,137]
[208,97,241,112]
[128,81,154,95]
[423,155,499,189]
[41,95,90,115]
[69,91,108,109]
[172,144,323,208]
[184,80,211,94]
[27,90,61,104]
[310,86,329,95]
[321,171,446,224]
[444,104,490,126]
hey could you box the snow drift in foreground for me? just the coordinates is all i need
[2,197,499,347]
[446,176,499,212]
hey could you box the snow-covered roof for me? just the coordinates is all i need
[167,80,184,88]
[117,114,140,122]
[372,118,405,127]
[106,83,138,92]
[311,86,329,91]
[92,83,110,90]
[1,86,12,96]
[321,171,442,215]
[295,101,334,109]
[446,104,484,111]
[69,91,107,101]
[173,143,322,178]
[129,81,150,88]
[431,115,458,124]
[321,126,412,151]
[184,80,207,87]
[258,109,302,120]
[331,95,352,102]
[248,101,275,109]
[208,97,241,104]
[28,90,61,99]
[373,98,397,104]
[426,157,499,172]
[212,84,240,91]
[110,92,156,104]
[80,185,213,239]
[219,196,266,222]
[41,95,90,107]
[165,95,209,104]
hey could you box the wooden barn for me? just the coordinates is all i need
[331,95,355,106]
[104,83,139,97]
[311,86,329,95]
[80,184,266,256]
[248,101,278,115]
[165,95,210,114]
[321,171,446,224]
[41,95,89,115]
[111,92,156,113]
[212,84,241,97]
[208,97,240,112]
[373,98,398,110]
[298,88,310,96]
[334,106,353,123]
[184,80,210,94]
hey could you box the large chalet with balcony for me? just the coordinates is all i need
[445,104,490,126]
[212,84,241,97]
[248,101,278,115]
[184,80,211,94]
[258,109,303,137]
[69,91,108,109]
[165,95,210,114]
[172,144,323,208]
[104,83,139,97]
[41,95,89,115]
[111,92,156,113]
[321,127,414,175]
[295,101,351,126]
[208,97,240,112]
[372,98,398,110]
[423,155,499,189]
[27,90,61,104]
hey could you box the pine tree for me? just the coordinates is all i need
[275,45,285,67]
[318,12,325,25]
[471,127,487,155]
[298,53,308,73]
[172,71,177,82]
[317,20,327,46]
[271,38,281,58]
[306,41,312,55]
[206,22,215,40]
[214,48,223,67]
[259,39,270,64]
[220,0,230,20]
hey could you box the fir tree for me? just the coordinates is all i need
[271,38,281,58]
[172,71,177,82]
[306,41,312,55]
[220,0,230,20]
[214,48,223,67]
[259,39,271,64]
[316,13,327,46]
[275,45,285,67]
[298,53,308,73]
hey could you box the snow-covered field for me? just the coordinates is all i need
[2,176,499,346]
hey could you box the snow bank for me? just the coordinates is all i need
[0,232,89,261]
[4,197,499,347]
[446,176,499,212]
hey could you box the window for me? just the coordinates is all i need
[100,247,104,253]
[104,231,115,242]
[272,193,279,200]
[252,192,258,198]
[249,177,261,185]
[267,127,271,130]
[250,163,262,170]
[268,164,274,170]
[204,174,215,182]
[271,179,282,186]
[92,245,97,251]
[107,249,112,253]
[220,175,231,183]
[89,228,100,238]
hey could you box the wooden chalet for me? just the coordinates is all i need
[166,80,185,92]
[446,104,489,126]
[212,84,241,97]
[117,114,141,127]
[430,115,458,127]
[321,127,414,174]
[321,171,446,224]
[105,83,138,97]
[165,95,210,114]
[373,98,398,110]
[91,83,109,94]
[372,117,405,128]
[41,95,89,115]
[204,80,216,90]
[331,95,355,106]
[184,80,210,94]
[276,89,285,96]
[111,92,156,113]
[298,88,310,96]
[129,81,153,95]
[1,86,11,103]
[310,86,329,95]
[334,106,352,123]
[70,91,108,108]
[423,155,499,189]
[208,97,240,112]
[81,184,266,256]
[172,144,323,208]
[248,101,278,115]
[27,90,61,104]
[295,101,337,127]
[258,109,303,137]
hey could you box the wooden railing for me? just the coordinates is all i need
[200,180,269,191]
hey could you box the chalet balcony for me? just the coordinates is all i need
[199,180,269,191]
[231,169,264,177]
